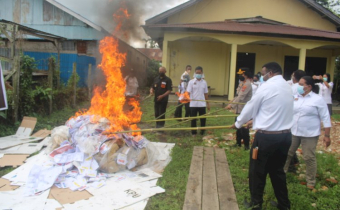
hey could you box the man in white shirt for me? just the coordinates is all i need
[187,66,210,137]
[291,70,306,95]
[231,62,293,210]
[175,65,192,118]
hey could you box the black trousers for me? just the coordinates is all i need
[249,132,291,210]
[154,101,168,128]
[190,107,206,135]
[174,102,190,118]
[235,117,250,147]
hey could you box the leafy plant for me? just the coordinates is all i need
[19,55,37,116]
[146,59,161,87]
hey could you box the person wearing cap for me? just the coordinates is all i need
[150,67,173,128]
[187,66,210,137]
[174,65,192,118]
[226,68,252,150]
[231,62,293,210]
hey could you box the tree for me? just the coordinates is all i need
[142,38,159,49]
[315,0,340,14]
[146,59,161,87]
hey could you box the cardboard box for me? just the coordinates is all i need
[15,117,37,138]
[0,117,39,150]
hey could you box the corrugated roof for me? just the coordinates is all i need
[143,21,340,41]
[46,0,103,32]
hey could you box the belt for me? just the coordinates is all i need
[257,129,290,134]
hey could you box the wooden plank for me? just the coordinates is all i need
[215,148,239,210]
[202,147,219,210]
[183,146,203,210]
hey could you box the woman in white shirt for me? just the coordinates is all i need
[314,73,333,116]
[284,76,331,190]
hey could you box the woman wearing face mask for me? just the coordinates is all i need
[284,76,331,190]
[313,73,333,116]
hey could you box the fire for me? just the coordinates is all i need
[175,91,191,103]
[72,6,142,136]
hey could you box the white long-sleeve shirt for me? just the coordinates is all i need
[317,82,333,104]
[291,83,298,95]
[235,75,294,131]
[291,92,331,137]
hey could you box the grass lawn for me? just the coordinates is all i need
[1,98,339,209]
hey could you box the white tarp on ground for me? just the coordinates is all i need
[1,142,175,210]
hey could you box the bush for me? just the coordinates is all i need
[146,59,161,87]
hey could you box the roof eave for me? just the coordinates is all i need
[146,0,203,25]
[143,25,340,43]
[45,0,103,31]
[298,0,340,27]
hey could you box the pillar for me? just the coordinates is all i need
[228,44,237,100]
[298,48,306,70]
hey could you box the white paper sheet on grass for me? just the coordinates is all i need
[63,181,165,210]
[0,137,50,155]
[0,135,44,150]
[0,187,50,210]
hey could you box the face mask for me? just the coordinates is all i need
[159,72,165,77]
[195,74,202,79]
[297,85,305,95]
[259,76,264,83]
[239,76,245,82]
[323,78,327,82]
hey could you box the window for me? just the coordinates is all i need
[62,41,75,51]
[77,41,87,54]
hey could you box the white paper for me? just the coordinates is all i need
[0,187,50,210]
[117,153,128,165]
[24,165,63,196]
[63,182,165,210]
[43,199,63,210]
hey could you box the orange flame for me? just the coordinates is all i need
[71,6,142,136]
[176,91,191,103]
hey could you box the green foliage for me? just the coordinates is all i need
[67,69,80,89]
[316,0,340,14]
[33,86,52,101]
[146,59,161,87]
[19,55,37,116]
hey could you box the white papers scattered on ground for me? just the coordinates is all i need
[0,142,175,210]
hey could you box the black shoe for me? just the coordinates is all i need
[243,199,262,210]
[270,200,290,210]
[233,144,241,147]
[244,146,250,150]
[270,200,278,208]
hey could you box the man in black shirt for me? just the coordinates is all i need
[150,67,173,128]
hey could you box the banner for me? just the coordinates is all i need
[0,62,8,111]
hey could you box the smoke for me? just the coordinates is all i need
[95,0,187,46]
[57,0,187,47]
